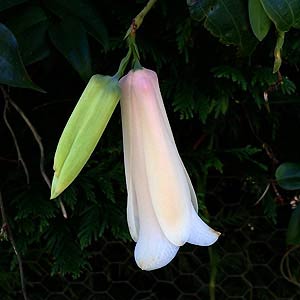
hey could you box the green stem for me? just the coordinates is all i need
[127,36,142,70]
[273,31,285,73]
[133,0,158,31]
[122,0,158,69]
[114,48,132,79]
[124,0,158,39]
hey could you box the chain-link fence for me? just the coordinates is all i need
[9,206,299,300]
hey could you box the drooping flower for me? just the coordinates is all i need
[120,68,220,271]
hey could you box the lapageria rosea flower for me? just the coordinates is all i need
[120,68,220,271]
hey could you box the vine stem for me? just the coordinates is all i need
[124,0,158,39]
[0,192,28,300]
[123,0,158,69]
[1,87,67,218]
[1,87,30,184]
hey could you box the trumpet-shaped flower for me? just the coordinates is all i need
[120,68,220,271]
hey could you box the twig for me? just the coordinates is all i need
[0,191,28,300]
[1,87,30,184]
[254,183,270,206]
[1,87,67,218]
[124,0,158,38]
[7,98,67,219]
[9,99,50,186]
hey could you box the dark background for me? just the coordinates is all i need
[1,0,300,299]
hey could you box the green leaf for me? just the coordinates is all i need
[16,21,50,65]
[281,76,296,95]
[188,0,258,55]
[0,0,27,12]
[5,5,47,34]
[260,0,300,31]
[248,0,271,41]
[187,0,216,22]
[5,6,50,65]
[44,0,109,50]
[287,205,300,245]
[275,162,300,190]
[211,65,247,90]
[49,17,92,82]
[0,23,44,91]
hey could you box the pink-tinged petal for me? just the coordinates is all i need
[120,74,179,269]
[148,71,199,212]
[120,75,139,241]
[128,70,192,246]
[188,209,221,246]
[120,68,220,270]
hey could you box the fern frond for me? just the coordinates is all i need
[78,204,106,249]
[281,77,296,95]
[211,65,247,91]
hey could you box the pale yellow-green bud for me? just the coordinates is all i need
[50,75,121,199]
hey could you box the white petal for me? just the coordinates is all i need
[120,75,139,241]
[183,166,198,212]
[130,70,192,246]
[132,144,179,271]
[134,227,179,271]
[188,209,221,246]
[121,71,179,270]
[147,70,198,212]
[126,187,139,242]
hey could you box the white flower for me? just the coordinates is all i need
[120,68,220,271]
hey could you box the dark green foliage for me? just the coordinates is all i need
[188,0,258,55]
[0,23,43,91]
[49,17,92,81]
[276,163,300,190]
[1,0,300,298]
[287,204,300,245]
[249,0,271,41]
[260,0,300,31]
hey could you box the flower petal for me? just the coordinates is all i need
[183,166,198,212]
[134,226,179,271]
[120,75,139,242]
[129,69,193,246]
[132,142,179,271]
[150,72,199,212]
[188,209,221,246]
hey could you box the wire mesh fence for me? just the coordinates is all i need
[5,209,299,300]
[1,178,300,300]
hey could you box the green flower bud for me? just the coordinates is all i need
[51,75,121,199]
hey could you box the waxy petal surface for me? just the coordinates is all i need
[120,68,220,270]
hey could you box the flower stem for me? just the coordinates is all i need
[122,0,158,69]
[114,48,132,79]
[124,0,158,39]
[134,0,158,30]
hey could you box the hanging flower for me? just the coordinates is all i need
[120,68,220,271]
